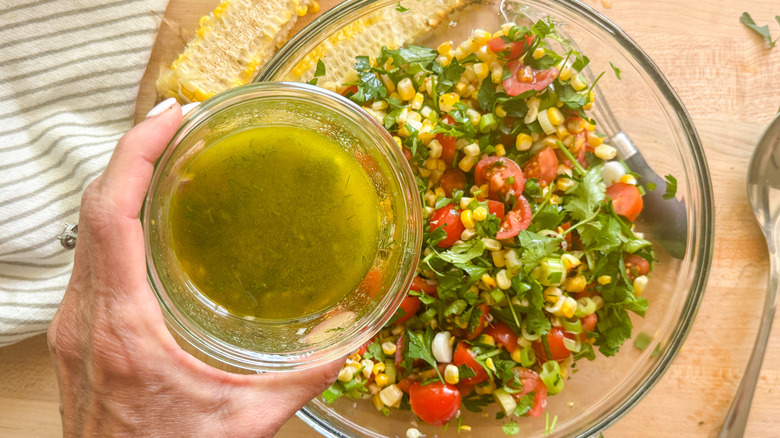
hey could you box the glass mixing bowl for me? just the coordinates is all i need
[256,0,713,435]
[142,82,422,372]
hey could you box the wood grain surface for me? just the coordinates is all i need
[3,0,780,437]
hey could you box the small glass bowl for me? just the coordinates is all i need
[256,0,714,436]
[142,82,423,372]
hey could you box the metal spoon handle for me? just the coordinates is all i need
[718,244,778,437]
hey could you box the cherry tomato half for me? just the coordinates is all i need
[488,199,506,221]
[474,157,525,201]
[453,341,489,386]
[507,368,548,417]
[625,254,650,280]
[503,61,558,97]
[487,35,535,59]
[606,182,644,222]
[581,313,598,333]
[410,276,438,297]
[496,195,532,240]
[429,206,465,248]
[409,381,462,426]
[523,147,559,187]
[484,320,519,353]
[394,294,421,325]
[533,326,575,363]
[440,168,467,197]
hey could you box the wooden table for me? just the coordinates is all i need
[3,0,779,436]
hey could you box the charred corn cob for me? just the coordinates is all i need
[287,0,475,89]
[157,0,316,103]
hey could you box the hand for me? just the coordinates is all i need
[48,103,342,437]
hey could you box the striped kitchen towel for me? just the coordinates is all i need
[0,0,168,347]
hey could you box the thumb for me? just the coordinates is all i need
[99,100,182,220]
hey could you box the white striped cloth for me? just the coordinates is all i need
[0,0,168,347]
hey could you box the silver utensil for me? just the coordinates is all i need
[719,114,780,437]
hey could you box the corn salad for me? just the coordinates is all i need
[321,19,656,431]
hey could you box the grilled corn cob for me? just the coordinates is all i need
[287,0,475,89]
[157,0,316,103]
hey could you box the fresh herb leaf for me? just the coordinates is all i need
[408,328,442,380]
[502,421,520,436]
[662,174,677,199]
[572,53,590,71]
[462,392,493,412]
[477,78,498,112]
[437,239,486,264]
[740,12,777,48]
[307,59,327,85]
[595,304,633,357]
[563,163,605,222]
[609,61,622,79]
[516,230,562,270]
[365,340,386,361]
[513,392,535,416]
[633,332,653,351]
[395,1,409,12]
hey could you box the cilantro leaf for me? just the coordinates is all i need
[595,304,633,356]
[563,163,605,221]
[502,421,520,436]
[477,78,498,112]
[578,215,624,253]
[475,214,501,238]
[364,340,386,361]
[307,59,326,85]
[572,53,590,71]
[740,12,777,48]
[437,239,486,264]
[386,45,438,66]
[408,328,441,380]
[609,61,622,79]
[516,230,562,270]
[557,84,588,110]
[662,174,677,199]
[513,392,535,416]
[395,1,409,12]
[462,392,493,412]
[434,59,466,95]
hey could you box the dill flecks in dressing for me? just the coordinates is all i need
[169,126,381,320]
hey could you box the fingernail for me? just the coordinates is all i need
[146,97,178,118]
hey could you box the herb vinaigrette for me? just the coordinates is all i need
[169,126,381,320]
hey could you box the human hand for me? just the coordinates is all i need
[48,101,342,437]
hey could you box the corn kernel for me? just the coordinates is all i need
[337,367,354,382]
[544,286,562,303]
[516,133,533,151]
[463,142,481,157]
[382,341,397,355]
[473,206,488,221]
[561,254,581,270]
[375,373,390,387]
[482,238,501,251]
[295,5,308,16]
[397,77,415,101]
[598,275,612,285]
[564,274,587,293]
[410,92,425,111]
[571,73,587,91]
[361,359,375,378]
[473,63,490,81]
[309,0,320,13]
[495,143,506,157]
[444,364,460,384]
[459,425,472,432]
[494,105,507,119]
[587,131,605,146]
[458,155,477,172]
[496,269,512,290]
[438,41,453,55]
[481,274,497,289]
[461,209,476,228]
[585,121,596,132]
[594,144,617,160]
[558,63,572,81]
[490,62,503,84]
[439,93,460,112]
[619,174,638,185]
[461,227,477,241]
[555,124,569,139]
[524,98,540,124]
[533,47,545,59]
[486,357,496,372]
[633,275,649,296]
[492,250,506,268]
[466,108,482,125]
[372,394,384,410]
[473,29,491,45]
[547,107,565,126]
[557,296,577,318]
[567,118,586,134]
[372,362,386,375]
[557,177,575,192]
[510,348,524,363]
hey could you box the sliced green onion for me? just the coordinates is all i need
[540,360,564,395]
[520,345,536,368]
[537,257,566,286]
[418,307,437,323]
[521,320,541,341]
[444,299,467,316]
[561,335,581,353]
[561,317,583,334]
[574,297,596,318]
[489,288,507,305]
[479,113,499,133]
[493,388,518,416]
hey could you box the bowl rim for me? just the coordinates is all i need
[142,81,424,372]
[257,0,714,434]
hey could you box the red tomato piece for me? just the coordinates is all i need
[533,326,574,363]
[465,304,490,340]
[356,337,375,356]
[484,321,519,353]
[429,206,465,248]
[606,182,644,222]
[440,168,467,197]
[508,368,548,417]
[581,313,598,333]
[487,35,534,59]
[624,254,650,280]
[409,381,462,426]
[395,335,405,368]
[394,294,421,325]
[402,146,412,161]
[474,156,525,201]
[453,341,489,386]
[503,60,558,97]
[496,195,532,240]
[410,276,438,297]
[340,85,358,96]
[436,134,458,168]
[488,200,505,221]
[523,147,559,187]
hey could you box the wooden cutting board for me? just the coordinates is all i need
[2,0,780,437]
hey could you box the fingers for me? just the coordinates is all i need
[99,101,182,221]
